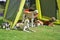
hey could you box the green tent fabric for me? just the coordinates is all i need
[40,0,58,18]
[57,0,60,20]
[5,0,21,22]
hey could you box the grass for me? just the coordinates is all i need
[0,25,60,40]
[0,18,60,40]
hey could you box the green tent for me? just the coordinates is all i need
[40,0,60,24]
[4,0,60,28]
[4,0,42,28]
[4,0,26,28]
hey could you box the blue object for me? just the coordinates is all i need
[0,13,3,16]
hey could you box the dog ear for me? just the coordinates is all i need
[51,17,56,21]
[49,17,56,22]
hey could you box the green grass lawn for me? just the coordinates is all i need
[0,18,60,40]
[0,25,60,40]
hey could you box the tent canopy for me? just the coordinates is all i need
[4,0,42,28]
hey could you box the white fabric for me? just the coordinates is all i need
[0,0,6,2]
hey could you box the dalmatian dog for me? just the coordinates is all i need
[14,18,35,32]
[23,18,35,32]
[23,18,30,32]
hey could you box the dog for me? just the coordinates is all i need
[43,17,56,26]
[14,19,35,32]
[2,22,10,30]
